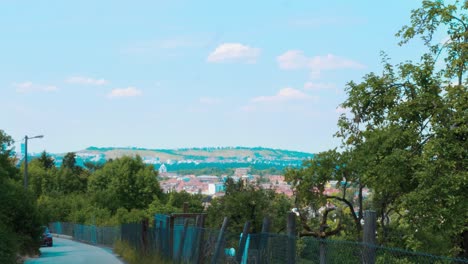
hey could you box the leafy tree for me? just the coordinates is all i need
[0,130,17,181]
[332,0,467,256]
[88,155,163,213]
[37,151,55,169]
[83,161,104,173]
[166,191,204,213]
[285,150,364,239]
[206,178,293,233]
[0,130,42,262]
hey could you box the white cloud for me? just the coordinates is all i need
[199,97,222,105]
[67,76,109,86]
[277,50,365,77]
[252,87,316,103]
[107,87,142,98]
[303,82,336,91]
[277,50,309,69]
[14,81,58,93]
[207,43,261,63]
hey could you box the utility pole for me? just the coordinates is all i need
[23,135,44,189]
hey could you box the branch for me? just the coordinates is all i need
[325,195,359,225]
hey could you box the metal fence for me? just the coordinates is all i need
[49,222,120,247]
[49,221,468,264]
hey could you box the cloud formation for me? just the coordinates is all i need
[207,43,260,63]
[277,50,365,77]
[107,87,142,98]
[252,87,315,103]
[14,82,58,93]
[67,76,109,86]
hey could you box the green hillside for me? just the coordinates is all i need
[82,146,313,162]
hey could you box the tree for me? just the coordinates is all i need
[0,130,17,181]
[37,151,55,170]
[88,155,163,213]
[206,178,293,233]
[49,152,89,194]
[333,0,467,255]
[285,150,364,239]
[0,130,42,262]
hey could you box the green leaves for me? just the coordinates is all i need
[88,155,163,212]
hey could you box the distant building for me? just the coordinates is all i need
[234,167,250,177]
[158,164,167,175]
[207,183,225,195]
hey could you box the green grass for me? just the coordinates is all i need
[113,240,173,264]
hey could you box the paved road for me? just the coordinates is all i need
[26,237,123,264]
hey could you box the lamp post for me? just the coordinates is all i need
[24,135,44,189]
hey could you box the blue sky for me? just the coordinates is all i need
[1,0,427,154]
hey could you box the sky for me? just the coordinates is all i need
[1,0,427,154]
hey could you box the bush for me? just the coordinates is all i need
[114,240,172,264]
[0,223,18,264]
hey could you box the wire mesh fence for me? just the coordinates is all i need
[49,222,120,247]
[49,220,468,264]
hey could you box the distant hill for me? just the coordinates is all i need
[81,146,314,163]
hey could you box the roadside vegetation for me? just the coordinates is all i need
[113,240,172,264]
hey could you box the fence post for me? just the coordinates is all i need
[211,217,229,264]
[176,218,190,263]
[287,212,297,264]
[318,225,328,264]
[196,214,206,264]
[259,217,271,264]
[236,221,251,262]
[363,210,376,264]
[142,218,149,254]
[170,215,176,259]
[158,220,164,256]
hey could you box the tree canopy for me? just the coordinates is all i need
[285,0,467,257]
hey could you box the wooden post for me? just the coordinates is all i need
[169,215,175,259]
[211,217,229,264]
[363,210,376,264]
[142,218,149,254]
[176,219,190,263]
[236,221,251,262]
[196,214,206,264]
[157,220,163,255]
[287,212,296,264]
[319,225,326,264]
[259,217,271,264]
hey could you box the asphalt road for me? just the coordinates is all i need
[26,237,123,264]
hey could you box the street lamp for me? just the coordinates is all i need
[24,135,44,189]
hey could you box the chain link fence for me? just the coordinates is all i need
[49,221,468,264]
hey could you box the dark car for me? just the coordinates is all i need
[41,226,53,247]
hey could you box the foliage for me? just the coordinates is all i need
[206,178,293,233]
[88,155,163,213]
[285,150,365,239]
[333,0,467,256]
[0,130,42,262]
[114,240,172,264]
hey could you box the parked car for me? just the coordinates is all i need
[41,226,53,247]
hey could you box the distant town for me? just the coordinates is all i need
[17,146,347,198]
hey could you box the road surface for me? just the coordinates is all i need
[26,237,123,264]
